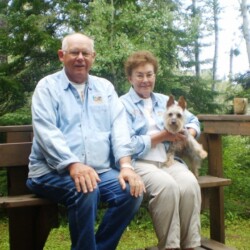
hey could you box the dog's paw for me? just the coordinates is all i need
[166,158,175,167]
[199,149,208,159]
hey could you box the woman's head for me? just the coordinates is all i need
[124,50,158,78]
[125,51,158,98]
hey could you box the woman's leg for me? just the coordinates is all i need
[135,161,181,250]
[164,162,201,249]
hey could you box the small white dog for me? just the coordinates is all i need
[164,95,207,178]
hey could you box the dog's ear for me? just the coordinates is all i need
[178,96,187,110]
[166,95,175,108]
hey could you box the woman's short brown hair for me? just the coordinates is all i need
[124,50,159,77]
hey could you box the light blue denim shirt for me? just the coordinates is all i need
[120,87,201,161]
[28,69,132,178]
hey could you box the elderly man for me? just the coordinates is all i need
[27,33,145,250]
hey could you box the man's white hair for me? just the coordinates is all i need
[62,33,95,51]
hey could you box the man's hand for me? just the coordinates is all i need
[118,168,145,197]
[68,162,101,193]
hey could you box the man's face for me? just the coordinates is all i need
[58,34,96,83]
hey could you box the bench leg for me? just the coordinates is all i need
[8,205,58,250]
[209,187,225,243]
[35,204,59,250]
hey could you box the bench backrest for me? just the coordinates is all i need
[0,142,32,167]
[0,142,32,196]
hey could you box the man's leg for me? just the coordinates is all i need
[96,169,143,250]
[27,171,99,250]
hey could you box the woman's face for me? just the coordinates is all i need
[128,63,156,99]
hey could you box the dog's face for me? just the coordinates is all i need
[163,95,186,134]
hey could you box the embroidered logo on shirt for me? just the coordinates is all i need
[93,96,103,103]
[157,111,164,117]
[132,109,142,116]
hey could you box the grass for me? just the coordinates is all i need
[0,210,249,250]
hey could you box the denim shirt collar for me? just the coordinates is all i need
[128,87,158,107]
[61,68,90,90]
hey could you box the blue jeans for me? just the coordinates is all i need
[26,169,143,250]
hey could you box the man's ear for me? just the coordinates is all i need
[58,50,64,62]
[92,51,96,62]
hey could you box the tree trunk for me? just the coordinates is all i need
[212,0,219,89]
[192,0,200,78]
[0,18,7,64]
[240,0,250,69]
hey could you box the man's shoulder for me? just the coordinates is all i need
[88,75,115,93]
[89,75,112,85]
[38,70,63,86]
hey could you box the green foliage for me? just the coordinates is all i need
[0,108,31,125]
[86,0,180,95]
[0,93,32,125]
[0,171,7,196]
[234,71,250,90]
[1,0,219,107]
[0,76,26,116]
[223,136,250,218]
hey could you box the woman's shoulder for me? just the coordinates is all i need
[152,92,169,103]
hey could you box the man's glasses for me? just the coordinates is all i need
[134,73,155,81]
[63,50,93,58]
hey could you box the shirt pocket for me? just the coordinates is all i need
[88,104,111,131]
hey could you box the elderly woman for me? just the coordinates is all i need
[120,50,201,250]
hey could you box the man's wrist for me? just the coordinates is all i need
[120,163,134,171]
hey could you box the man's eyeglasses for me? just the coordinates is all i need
[63,50,93,58]
[134,73,155,81]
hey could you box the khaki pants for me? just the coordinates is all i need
[135,160,201,249]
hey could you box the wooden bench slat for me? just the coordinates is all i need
[136,238,236,250]
[0,125,33,132]
[198,175,231,188]
[201,238,236,250]
[0,194,54,208]
[0,142,31,167]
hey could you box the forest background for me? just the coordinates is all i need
[0,0,249,249]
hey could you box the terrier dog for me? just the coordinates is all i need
[164,95,207,178]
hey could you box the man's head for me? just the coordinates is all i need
[58,33,96,83]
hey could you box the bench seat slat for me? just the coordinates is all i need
[0,194,54,208]
[198,175,231,188]
[0,175,231,209]
[137,238,236,250]
[201,238,236,250]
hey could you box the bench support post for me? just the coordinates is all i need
[8,205,58,250]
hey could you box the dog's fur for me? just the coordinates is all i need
[164,95,207,178]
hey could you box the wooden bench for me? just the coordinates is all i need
[0,126,59,250]
[0,125,234,250]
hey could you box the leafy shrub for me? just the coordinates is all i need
[223,136,250,218]
[0,101,32,125]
